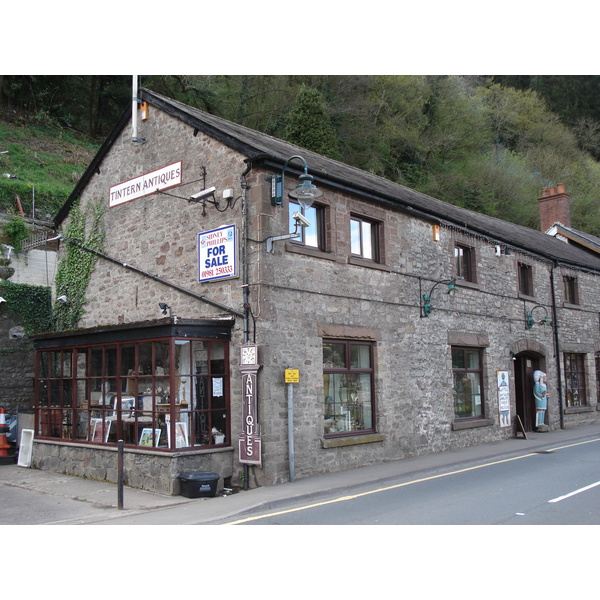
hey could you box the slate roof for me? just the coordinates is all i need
[55,87,600,273]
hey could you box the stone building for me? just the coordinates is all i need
[30,88,600,494]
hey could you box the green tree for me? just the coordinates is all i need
[284,86,340,159]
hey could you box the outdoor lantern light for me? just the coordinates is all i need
[269,155,323,209]
[421,277,461,317]
[525,304,551,329]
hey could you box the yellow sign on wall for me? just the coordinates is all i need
[285,369,300,383]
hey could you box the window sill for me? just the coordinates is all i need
[564,405,593,414]
[348,257,390,272]
[456,279,480,291]
[451,418,494,431]
[322,433,385,448]
[286,243,337,261]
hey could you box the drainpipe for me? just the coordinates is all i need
[550,264,565,429]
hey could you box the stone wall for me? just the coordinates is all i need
[32,440,234,495]
[0,312,34,413]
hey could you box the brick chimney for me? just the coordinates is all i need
[538,183,571,232]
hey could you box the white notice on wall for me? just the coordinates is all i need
[198,224,238,282]
[213,377,223,397]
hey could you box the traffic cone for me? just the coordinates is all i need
[0,409,11,457]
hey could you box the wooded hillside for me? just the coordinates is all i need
[2,75,600,233]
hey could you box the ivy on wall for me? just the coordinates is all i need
[53,197,106,331]
[0,280,53,335]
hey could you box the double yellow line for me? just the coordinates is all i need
[224,437,600,525]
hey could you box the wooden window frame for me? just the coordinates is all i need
[564,352,587,407]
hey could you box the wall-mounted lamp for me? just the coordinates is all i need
[268,155,323,209]
[432,225,441,242]
[266,211,311,253]
[159,302,171,316]
[525,304,551,329]
[421,277,461,317]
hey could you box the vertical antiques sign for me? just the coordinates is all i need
[238,343,261,466]
[497,370,511,428]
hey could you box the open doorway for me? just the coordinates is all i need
[513,352,544,431]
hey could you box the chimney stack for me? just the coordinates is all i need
[538,183,570,232]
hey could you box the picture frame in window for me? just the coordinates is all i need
[91,419,111,443]
[139,428,161,447]
[166,418,189,448]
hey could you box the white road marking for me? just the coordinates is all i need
[548,480,600,503]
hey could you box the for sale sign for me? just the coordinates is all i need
[197,224,238,282]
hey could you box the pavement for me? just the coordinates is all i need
[2,423,600,525]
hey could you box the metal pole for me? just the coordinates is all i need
[288,383,295,482]
[117,439,124,509]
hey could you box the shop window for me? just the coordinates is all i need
[323,339,375,436]
[351,215,380,261]
[564,352,587,407]
[289,200,326,250]
[454,244,476,282]
[518,263,534,296]
[563,276,579,304]
[452,346,484,419]
[35,336,230,450]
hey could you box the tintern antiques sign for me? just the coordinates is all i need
[238,344,261,466]
[109,161,182,207]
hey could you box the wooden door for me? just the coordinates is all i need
[514,353,540,432]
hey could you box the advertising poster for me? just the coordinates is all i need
[497,370,511,428]
[197,224,238,282]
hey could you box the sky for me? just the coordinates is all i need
[6,2,598,76]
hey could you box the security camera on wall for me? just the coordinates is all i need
[189,187,216,201]
[292,211,311,228]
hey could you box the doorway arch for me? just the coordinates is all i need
[512,350,546,432]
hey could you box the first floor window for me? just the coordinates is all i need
[351,216,379,261]
[564,352,587,407]
[454,243,475,282]
[323,339,375,436]
[452,346,484,419]
[289,200,326,250]
[563,276,579,304]
[518,262,534,296]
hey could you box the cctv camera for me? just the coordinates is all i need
[57,295,67,303]
[190,186,216,201]
[0,297,5,304]
[292,211,311,228]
